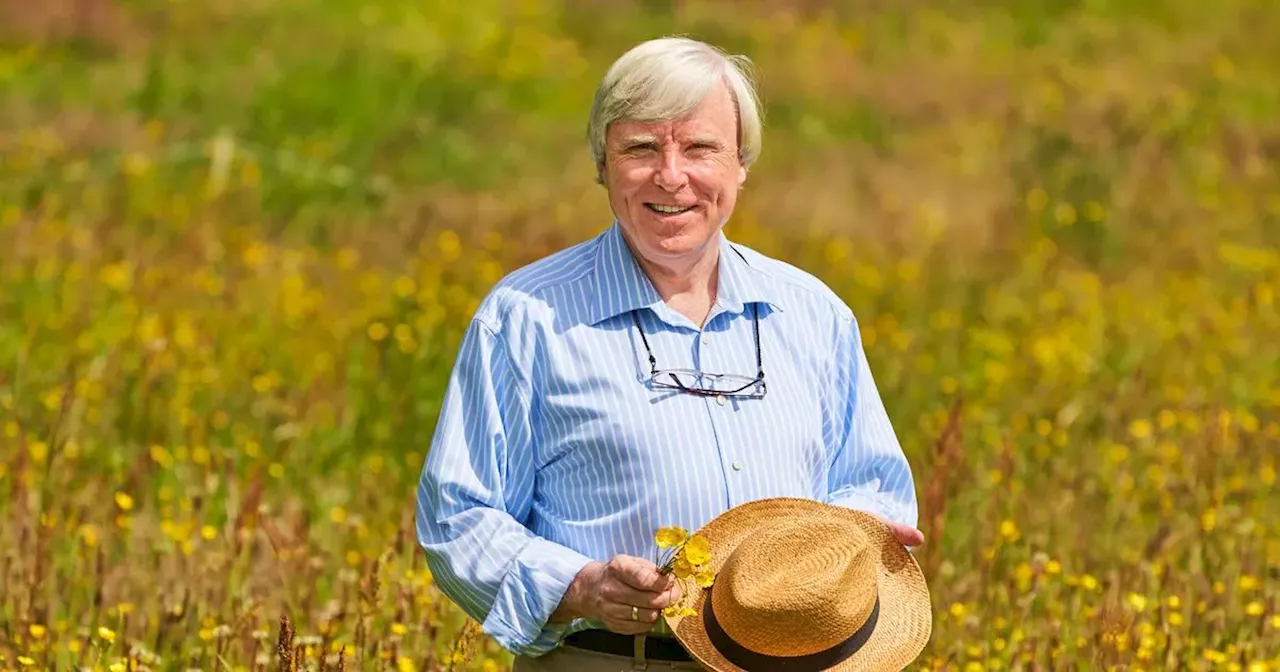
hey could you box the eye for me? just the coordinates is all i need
[624,142,659,155]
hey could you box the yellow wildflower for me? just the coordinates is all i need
[29,624,46,639]
[1201,509,1217,532]
[940,376,958,395]
[671,556,693,579]
[695,569,716,588]
[654,527,688,548]
[1129,419,1152,439]
[114,492,134,511]
[683,534,712,566]
[98,626,116,643]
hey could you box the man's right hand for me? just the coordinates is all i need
[549,555,682,634]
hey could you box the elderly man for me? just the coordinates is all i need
[415,36,924,671]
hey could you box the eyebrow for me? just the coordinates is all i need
[618,135,659,149]
[616,135,725,149]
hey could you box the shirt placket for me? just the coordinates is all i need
[693,317,744,510]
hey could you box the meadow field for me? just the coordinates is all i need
[1,0,1279,669]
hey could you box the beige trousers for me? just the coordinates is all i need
[512,635,705,672]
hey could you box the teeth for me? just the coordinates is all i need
[649,204,691,214]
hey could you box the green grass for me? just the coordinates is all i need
[1,0,1279,670]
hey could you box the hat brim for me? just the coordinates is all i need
[666,498,932,672]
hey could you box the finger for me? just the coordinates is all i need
[889,523,925,547]
[865,512,925,547]
[602,602,661,627]
[610,555,672,592]
[603,580,679,610]
[603,618,658,636]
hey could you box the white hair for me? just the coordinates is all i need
[587,36,763,183]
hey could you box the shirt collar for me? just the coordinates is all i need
[587,220,780,326]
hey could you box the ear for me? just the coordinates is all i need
[737,164,747,186]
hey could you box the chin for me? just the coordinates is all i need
[619,206,721,259]
[645,227,708,256]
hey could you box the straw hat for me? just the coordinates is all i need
[666,498,932,671]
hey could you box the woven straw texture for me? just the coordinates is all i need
[666,498,932,672]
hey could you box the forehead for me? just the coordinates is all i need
[607,83,739,142]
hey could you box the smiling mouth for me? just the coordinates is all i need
[646,203,695,215]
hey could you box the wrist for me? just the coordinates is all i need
[549,560,603,623]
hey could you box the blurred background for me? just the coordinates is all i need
[1,0,1278,670]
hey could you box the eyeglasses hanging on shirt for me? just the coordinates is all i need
[631,304,767,399]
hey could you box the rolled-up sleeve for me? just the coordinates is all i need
[415,317,593,657]
[823,314,920,530]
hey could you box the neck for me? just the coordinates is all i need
[639,248,718,302]
[624,232,721,327]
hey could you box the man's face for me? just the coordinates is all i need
[602,80,747,267]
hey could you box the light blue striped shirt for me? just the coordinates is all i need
[415,221,918,657]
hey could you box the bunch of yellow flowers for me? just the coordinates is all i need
[653,526,715,618]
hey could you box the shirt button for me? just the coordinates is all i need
[732,461,743,471]
[701,335,709,345]
[715,395,725,406]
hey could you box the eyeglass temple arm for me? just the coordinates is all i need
[633,305,765,382]
[631,312,660,376]
[752,304,764,380]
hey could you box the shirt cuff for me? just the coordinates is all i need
[826,489,907,528]
[482,536,595,657]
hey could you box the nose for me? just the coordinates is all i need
[653,147,689,191]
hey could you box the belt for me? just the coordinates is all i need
[563,629,694,662]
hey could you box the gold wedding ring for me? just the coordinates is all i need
[631,606,639,621]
